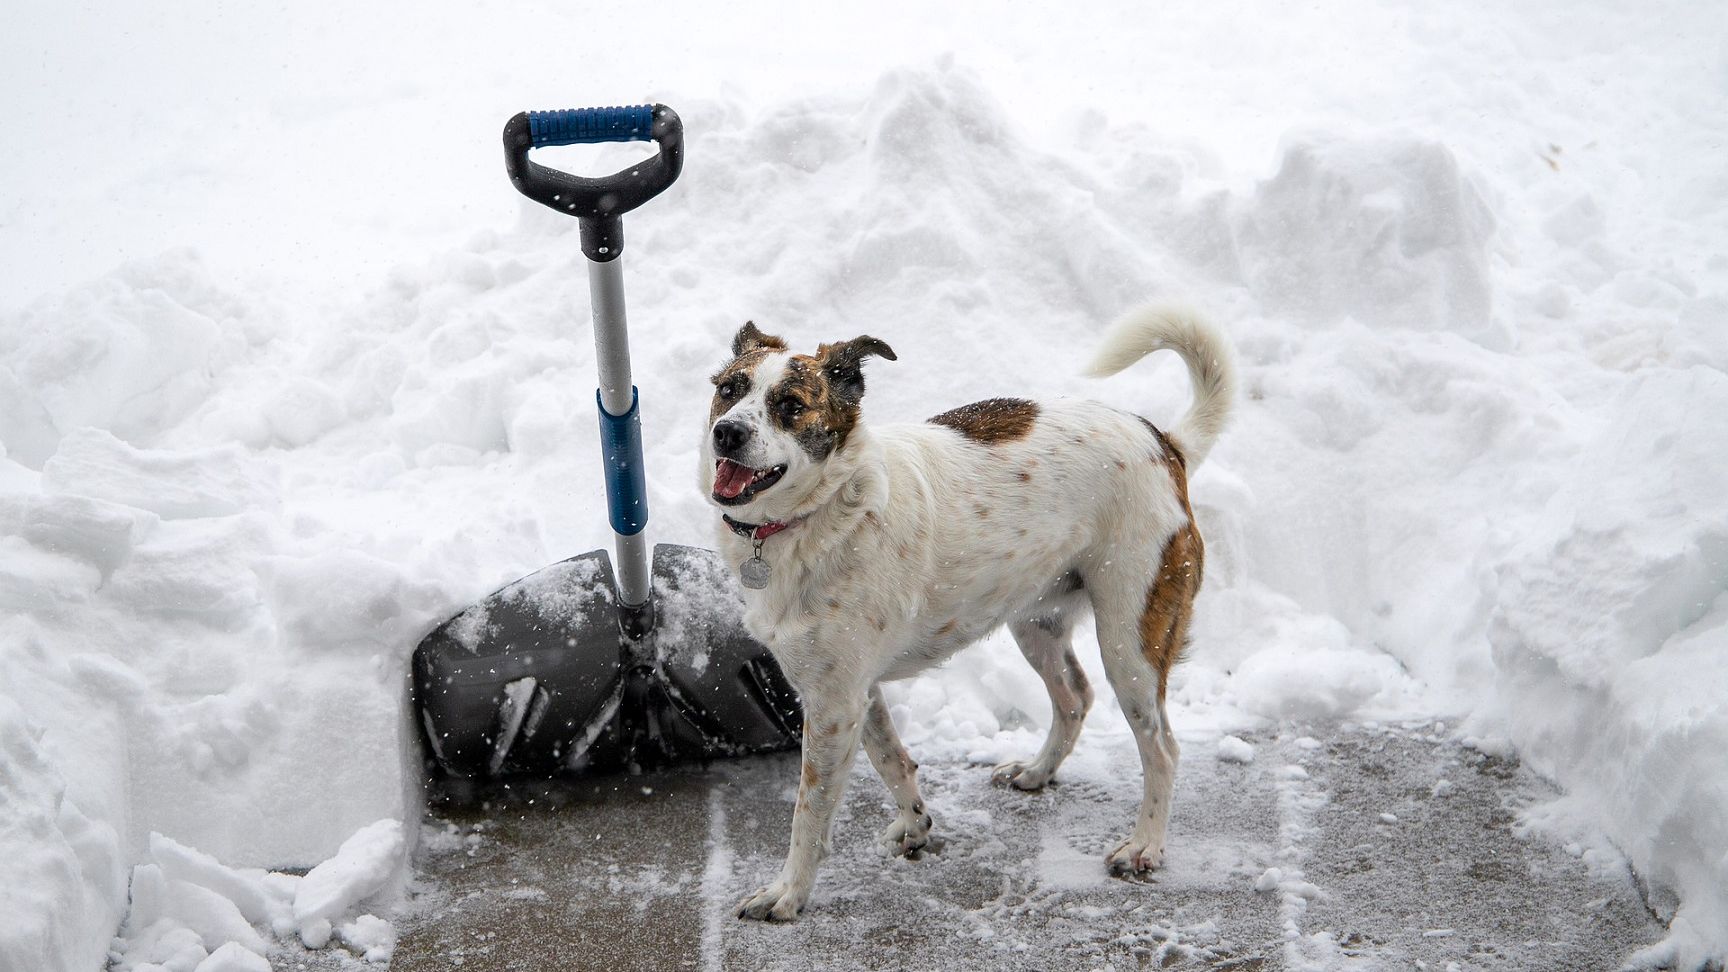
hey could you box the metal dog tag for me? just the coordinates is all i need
[740,555,771,590]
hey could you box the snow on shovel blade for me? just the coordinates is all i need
[412,544,801,782]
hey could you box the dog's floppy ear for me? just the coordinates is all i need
[732,321,787,357]
[817,336,897,403]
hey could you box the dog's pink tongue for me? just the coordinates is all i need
[714,459,755,499]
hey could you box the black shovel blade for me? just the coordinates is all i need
[412,544,801,781]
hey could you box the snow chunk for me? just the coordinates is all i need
[1216,735,1256,764]
[193,941,271,972]
[292,819,403,926]
[160,877,268,955]
[149,833,272,925]
[1254,867,1283,893]
[338,914,396,964]
[299,917,332,950]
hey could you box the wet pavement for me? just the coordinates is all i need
[279,723,1667,970]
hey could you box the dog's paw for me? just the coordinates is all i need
[1106,837,1165,879]
[879,810,934,858]
[736,880,807,922]
[991,759,1055,791]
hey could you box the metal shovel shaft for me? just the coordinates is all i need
[587,256,652,622]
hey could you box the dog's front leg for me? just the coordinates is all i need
[737,689,868,921]
[862,685,932,856]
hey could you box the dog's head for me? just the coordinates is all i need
[701,321,896,514]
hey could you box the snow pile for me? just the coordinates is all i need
[110,820,403,970]
[3,0,1726,967]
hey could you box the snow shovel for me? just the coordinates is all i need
[411,104,801,786]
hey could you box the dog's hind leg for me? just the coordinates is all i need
[861,685,933,856]
[1087,529,1199,877]
[992,604,1093,791]
[737,688,868,921]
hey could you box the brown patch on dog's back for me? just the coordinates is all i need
[929,398,1039,444]
[1139,457,1203,701]
[1139,416,1186,470]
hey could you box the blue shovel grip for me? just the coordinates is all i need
[528,106,655,146]
[597,388,649,536]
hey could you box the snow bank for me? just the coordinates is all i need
[1484,368,1728,969]
[3,0,1726,966]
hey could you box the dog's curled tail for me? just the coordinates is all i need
[1085,303,1237,468]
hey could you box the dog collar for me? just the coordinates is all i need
[724,513,808,590]
[722,513,805,541]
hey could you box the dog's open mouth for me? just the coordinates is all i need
[713,458,785,505]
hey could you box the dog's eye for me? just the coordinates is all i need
[776,399,805,421]
[717,380,739,400]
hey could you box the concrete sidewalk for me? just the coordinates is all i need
[380,724,1663,971]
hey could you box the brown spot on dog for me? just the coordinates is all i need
[928,398,1039,444]
[1017,470,1032,483]
[802,760,820,787]
[1115,460,1127,471]
[1138,456,1203,701]
[767,337,897,459]
[1139,416,1187,470]
[709,323,793,423]
[732,321,786,356]
[975,504,991,519]
[936,619,958,636]
[870,617,886,632]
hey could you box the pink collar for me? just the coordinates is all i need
[722,512,805,541]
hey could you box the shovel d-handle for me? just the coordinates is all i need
[502,104,683,262]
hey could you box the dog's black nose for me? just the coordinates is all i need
[713,421,751,456]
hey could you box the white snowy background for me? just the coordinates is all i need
[3,1,1725,969]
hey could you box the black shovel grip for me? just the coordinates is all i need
[504,103,683,262]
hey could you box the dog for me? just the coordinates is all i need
[699,304,1236,921]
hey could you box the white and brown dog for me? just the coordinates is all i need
[699,304,1236,921]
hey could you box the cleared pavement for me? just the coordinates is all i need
[373,723,1663,971]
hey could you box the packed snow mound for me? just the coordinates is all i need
[1,41,1724,972]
